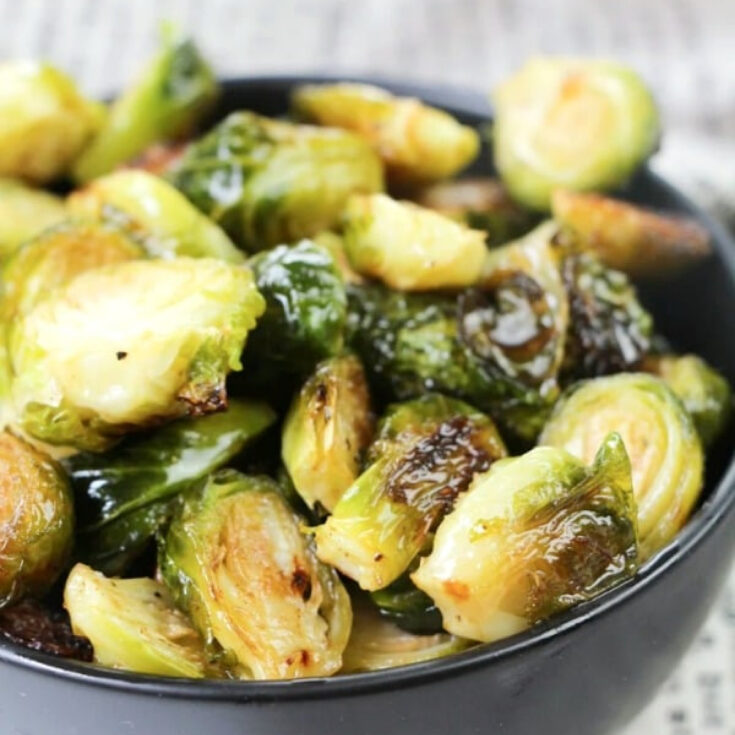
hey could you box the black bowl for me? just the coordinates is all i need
[1,77,733,735]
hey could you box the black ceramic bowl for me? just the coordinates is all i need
[1,77,733,735]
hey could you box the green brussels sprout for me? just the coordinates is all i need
[0,62,104,183]
[369,569,443,635]
[312,231,364,284]
[0,178,68,257]
[160,471,352,679]
[282,355,373,512]
[72,32,218,183]
[8,258,264,451]
[414,177,541,247]
[492,57,660,210]
[64,564,212,678]
[645,354,732,447]
[292,83,479,188]
[244,240,347,382]
[167,111,383,251]
[560,251,653,378]
[552,190,711,277]
[341,193,487,291]
[68,399,276,574]
[314,394,507,591]
[540,373,704,558]
[412,433,638,642]
[67,170,243,262]
[0,431,74,607]
[341,596,470,673]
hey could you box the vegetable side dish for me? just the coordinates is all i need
[0,32,731,681]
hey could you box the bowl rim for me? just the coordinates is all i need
[1,73,733,702]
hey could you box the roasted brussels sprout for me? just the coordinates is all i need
[0,178,68,257]
[341,194,487,291]
[540,373,704,558]
[313,230,364,284]
[65,564,211,678]
[8,258,264,450]
[414,177,540,247]
[292,83,479,188]
[560,251,653,378]
[412,433,638,642]
[314,394,507,591]
[69,399,276,574]
[552,190,711,277]
[0,62,103,183]
[645,355,732,447]
[68,170,243,262]
[167,111,383,251]
[492,57,660,210]
[369,570,443,635]
[160,471,352,679]
[282,355,373,512]
[72,32,218,183]
[0,431,74,607]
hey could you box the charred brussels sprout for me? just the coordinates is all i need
[0,432,74,607]
[64,564,212,678]
[282,355,373,512]
[0,62,103,183]
[412,434,638,642]
[342,193,487,291]
[645,355,732,447]
[167,111,383,251]
[8,258,264,451]
[160,471,352,679]
[540,373,704,558]
[292,82,479,188]
[68,400,276,574]
[68,170,243,262]
[314,394,507,591]
[493,57,660,210]
[73,32,218,183]
[552,190,711,277]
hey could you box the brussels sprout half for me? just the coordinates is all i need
[540,373,704,558]
[167,111,384,251]
[342,193,487,291]
[160,471,352,679]
[8,258,264,451]
[292,82,479,188]
[492,57,660,210]
[72,32,218,183]
[0,431,74,607]
[314,394,507,591]
[412,434,638,642]
[65,564,212,678]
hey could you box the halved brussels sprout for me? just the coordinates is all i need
[493,57,660,210]
[341,194,487,291]
[0,62,103,183]
[68,170,243,262]
[72,32,218,183]
[168,111,384,251]
[540,373,704,558]
[560,251,653,378]
[8,258,264,451]
[282,355,373,512]
[0,178,68,257]
[341,596,470,673]
[552,190,711,277]
[412,434,638,642]
[292,82,479,187]
[64,564,211,678]
[414,177,540,247]
[314,394,507,591]
[69,399,276,574]
[160,471,352,679]
[313,231,364,284]
[645,355,732,447]
[0,431,74,607]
